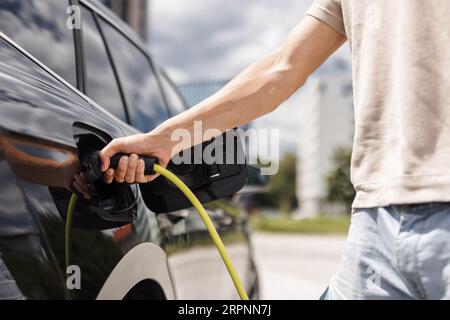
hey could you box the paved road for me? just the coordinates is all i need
[253,233,347,300]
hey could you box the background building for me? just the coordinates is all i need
[178,79,229,107]
[297,73,354,218]
[178,79,251,135]
[101,0,149,40]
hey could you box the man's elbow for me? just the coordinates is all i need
[262,52,307,112]
[268,49,308,92]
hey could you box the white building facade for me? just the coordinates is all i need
[297,74,354,217]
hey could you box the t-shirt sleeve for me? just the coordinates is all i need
[306,0,346,36]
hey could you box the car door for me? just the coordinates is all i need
[0,33,125,299]
[0,0,84,299]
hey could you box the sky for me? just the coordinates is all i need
[149,0,352,154]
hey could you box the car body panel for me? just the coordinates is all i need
[97,242,175,300]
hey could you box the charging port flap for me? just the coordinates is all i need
[70,123,137,229]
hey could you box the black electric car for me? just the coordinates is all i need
[0,0,259,299]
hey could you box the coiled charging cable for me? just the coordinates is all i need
[65,162,249,300]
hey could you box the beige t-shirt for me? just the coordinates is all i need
[307,0,450,208]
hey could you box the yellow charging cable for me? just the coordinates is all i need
[153,164,249,300]
[65,193,78,272]
[65,164,249,300]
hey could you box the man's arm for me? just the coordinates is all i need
[100,16,346,184]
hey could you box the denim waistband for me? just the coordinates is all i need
[394,202,450,214]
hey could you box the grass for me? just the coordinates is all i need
[250,214,351,235]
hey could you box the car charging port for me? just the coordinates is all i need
[71,123,138,225]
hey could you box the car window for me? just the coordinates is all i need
[0,0,77,86]
[99,20,170,132]
[159,70,187,116]
[81,7,127,122]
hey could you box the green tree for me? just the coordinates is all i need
[254,153,298,213]
[326,147,355,212]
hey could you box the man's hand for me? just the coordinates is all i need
[99,133,171,184]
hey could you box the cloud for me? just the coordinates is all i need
[150,0,316,82]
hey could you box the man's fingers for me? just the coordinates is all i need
[99,149,111,172]
[115,156,128,183]
[100,138,123,172]
[158,157,170,170]
[133,159,159,183]
[139,156,167,183]
[125,154,138,183]
[136,159,158,183]
[103,169,115,184]
[144,174,159,183]
[135,159,145,183]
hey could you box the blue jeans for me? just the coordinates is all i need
[321,203,450,300]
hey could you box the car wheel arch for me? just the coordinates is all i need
[123,279,166,300]
[96,242,175,300]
